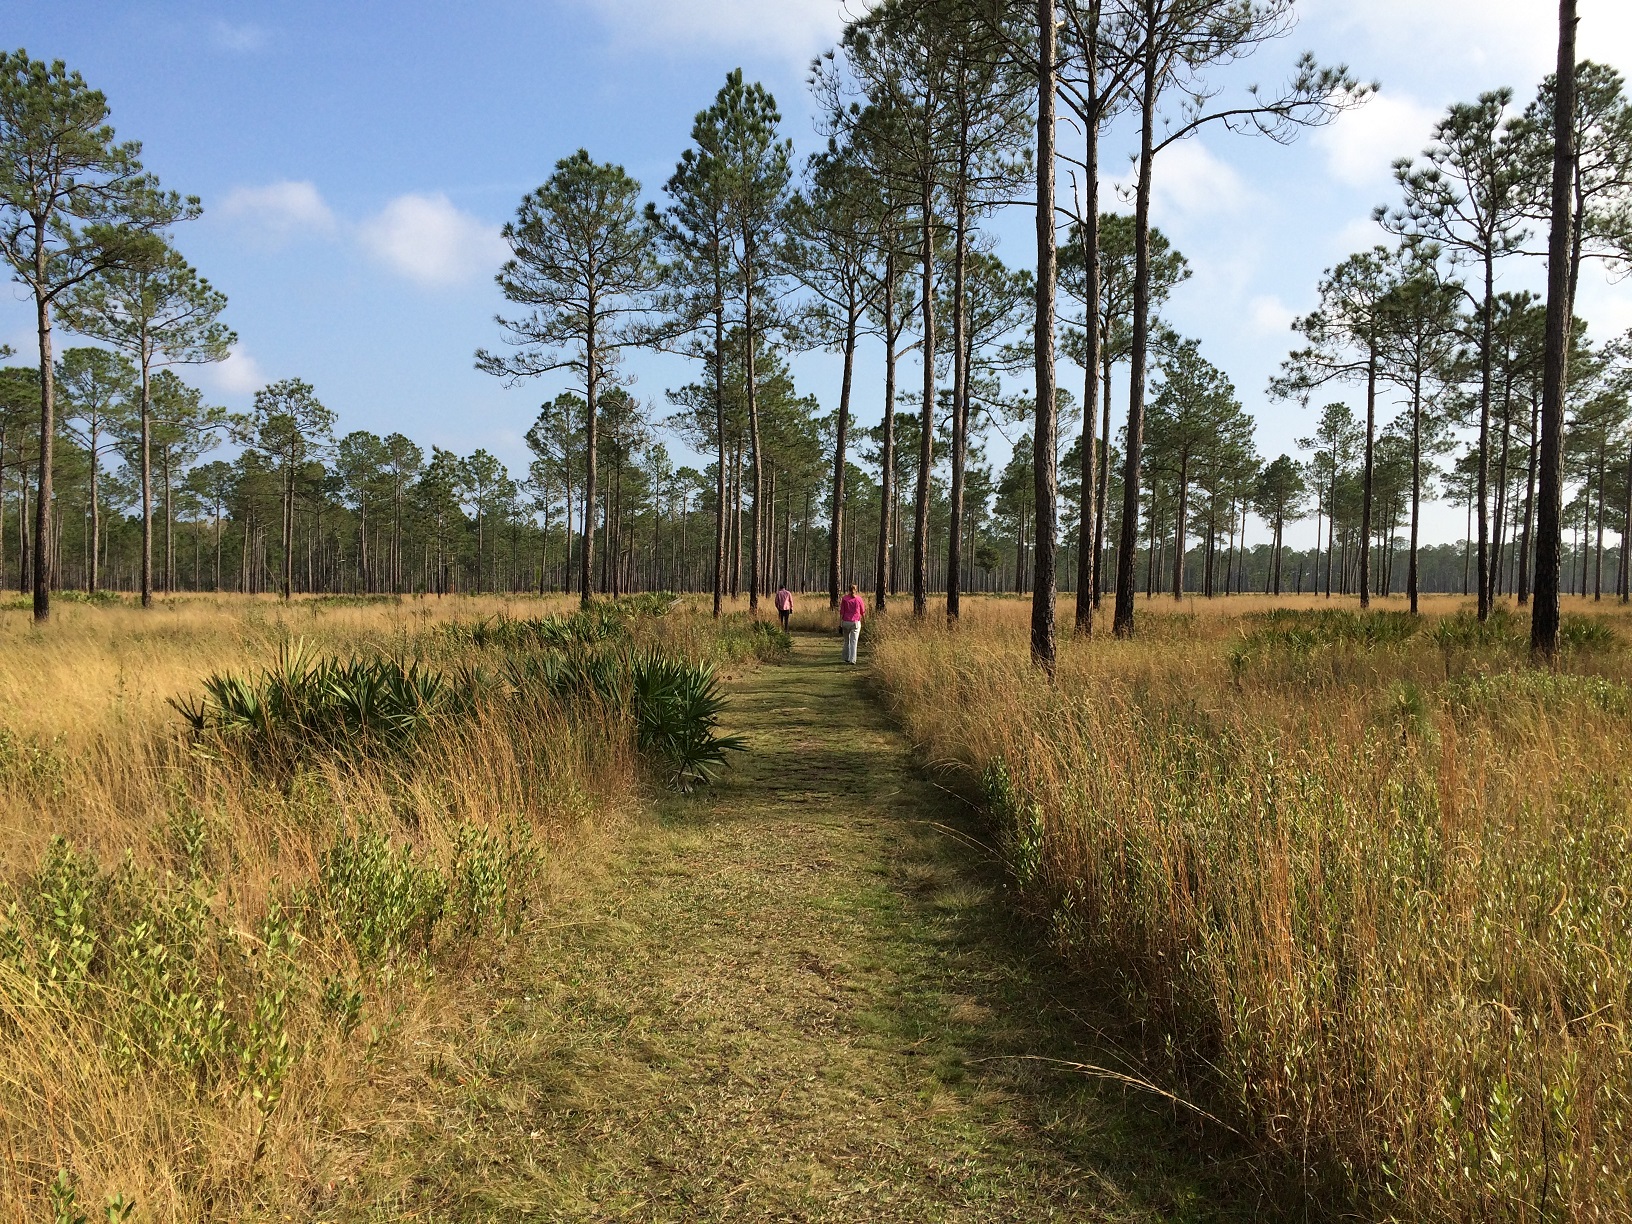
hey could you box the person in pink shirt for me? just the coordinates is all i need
[838,583,866,664]
[774,584,793,631]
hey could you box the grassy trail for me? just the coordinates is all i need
[382,631,1248,1221]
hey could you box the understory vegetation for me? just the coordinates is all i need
[871,594,1632,1221]
[0,592,771,1219]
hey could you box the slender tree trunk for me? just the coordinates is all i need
[88,429,99,594]
[1594,445,1606,600]
[1171,461,1188,600]
[31,244,55,622]
[582,307,599,606]
[1360,339,1377,609]
[914,175,936,618]
[1113,8,1157,638]
[1475,256,1495,620]
[1094,350,1112,604]
[1532,0,1576,659]
[1075,72,1101,635]
[1030,0,1059,669]
[830,302,857,610]
[876,259,898,614]
[947,153,970,624]
[1409,369,1423,615]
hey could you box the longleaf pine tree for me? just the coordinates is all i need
[478,150,660,606]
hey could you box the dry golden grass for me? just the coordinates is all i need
[0,593,642,1219]
[870,592,1632,1219]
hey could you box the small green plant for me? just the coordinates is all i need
[314,831,447,967]
[627,653,747,791]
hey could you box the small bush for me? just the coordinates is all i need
[170,640,447,763]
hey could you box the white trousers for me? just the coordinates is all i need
[841,621,861,664]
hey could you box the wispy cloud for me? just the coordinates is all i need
[217,180,337,247]
[357,193,509,288]
[217,181,505,289]
[210,19,269,53]
[573,0,852,62]
[1315,91,1443,190]
[200,344,266,397]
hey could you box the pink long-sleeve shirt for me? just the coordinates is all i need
[839,594,865,623]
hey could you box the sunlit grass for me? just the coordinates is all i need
[0,591,762,1217]
[871,591,1632,1218]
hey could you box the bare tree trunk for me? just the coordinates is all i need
[1031,0,1059,670]
[1532,0,1576,660]
[876,257,898,614]
[830,302,857,610]
[1113,9,1157,638]
[1075,62,1101,635]
[914,174,936,618]
[1359,338,1376,609]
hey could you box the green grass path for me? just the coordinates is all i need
[385,632,1251,1221]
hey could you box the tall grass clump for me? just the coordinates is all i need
[871,596,1632,1219]
[0,592,765,1218]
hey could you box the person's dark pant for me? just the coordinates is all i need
[778,609,790,630]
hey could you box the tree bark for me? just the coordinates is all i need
[829,300,856,610]
[875,255,898,613]
[1113,3,1156,639]
[1031,0,1059,670]
[1532,0,1576,660]
[914,174,936,618]
[1075,66,1101,636]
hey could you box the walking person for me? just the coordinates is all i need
[774,584,793,631]
[838,583,866,665]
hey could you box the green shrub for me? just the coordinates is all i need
[170,639,448,762]
[312,831,447,968]
[627,652,746,791]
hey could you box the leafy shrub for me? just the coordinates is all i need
[713,615,792,663]
[1560,614,1620,653]
[627,652,746,791]
[0,838,297,1098]
[312,831,447,968]
[170,639,448,762]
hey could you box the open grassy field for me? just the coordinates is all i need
[870,592,1632,1219]
[0,592,784,1219]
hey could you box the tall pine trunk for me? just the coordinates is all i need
[1532,0,1576,660]
[1031,0,1059,669]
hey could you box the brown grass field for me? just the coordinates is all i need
[4,588,1629,1219]
[0,592,783,1219]
[870,591,1632,1219]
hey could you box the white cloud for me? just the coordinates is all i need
[1247,295,1296,337]
[1316,91,1442,189]
[217,181,337,247]
[356,193,509,287]
[210,20,269,53]
[1108,140,1256,228]
[201,344,266,397]
[575,0,851,61]
[1152,140,1255,220]
[1306,0,1632,84]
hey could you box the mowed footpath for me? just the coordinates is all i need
[370,630,1254,1222]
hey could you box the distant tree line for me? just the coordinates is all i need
[3,6,1626,651]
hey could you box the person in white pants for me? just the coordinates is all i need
[838,583,866,664]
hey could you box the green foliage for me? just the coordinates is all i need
[1231,608,1421,675]
[312,832,447,968]
[627,653,746,791]
[0,838,296,1096]
[170,639,448,762]
[712,615,792,663]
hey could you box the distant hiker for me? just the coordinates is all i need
[838,584,866,665]
[774,585,793,631]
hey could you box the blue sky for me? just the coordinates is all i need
[6,0,1631,546]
